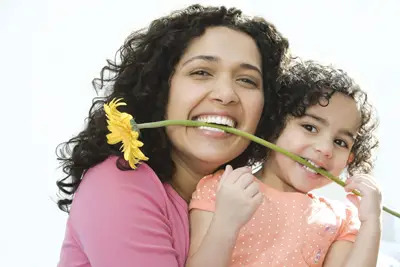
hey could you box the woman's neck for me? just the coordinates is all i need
[170,154,221,203]
[170,167,198,203]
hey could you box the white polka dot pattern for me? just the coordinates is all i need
[189,173,360,266]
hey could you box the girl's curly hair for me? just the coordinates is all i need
[270,60,379,175]
[56,4,289,212]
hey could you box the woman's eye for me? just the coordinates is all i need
[302,124,317,133]
[190,70,211,76]
[334,139,349,148]
[238,78,257,87]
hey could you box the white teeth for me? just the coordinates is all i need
[303,165,317,174]
[302,159,320,174]
[195,115,236,127]
[307,159,320,168]
[198,126,225,132]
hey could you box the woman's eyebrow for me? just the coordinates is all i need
[182,55,261,75]
[239,63,262,75]
[182,55,218,67]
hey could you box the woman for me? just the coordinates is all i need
[56,4,288,266]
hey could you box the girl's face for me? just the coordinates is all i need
[166,26,264,175]
[265,92,361,193]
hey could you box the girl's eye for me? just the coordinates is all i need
[190,70,211,76]
[302,124,317,133]
[334,139,349,148]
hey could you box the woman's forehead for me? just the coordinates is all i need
[179,26,261,68]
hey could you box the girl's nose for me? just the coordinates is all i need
[315,139,333,159]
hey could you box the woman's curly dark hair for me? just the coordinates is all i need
[270,60,379,175]
[56,4,289,212]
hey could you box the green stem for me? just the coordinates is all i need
[137,120,400,219]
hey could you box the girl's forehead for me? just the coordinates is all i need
[306,93,361,132]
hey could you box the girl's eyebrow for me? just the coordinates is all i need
[304,113,357,141]
[304,113,328,125]
[181,55,262,75]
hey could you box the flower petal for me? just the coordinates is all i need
[104,98,148,169]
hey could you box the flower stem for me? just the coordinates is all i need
[137,120,400,219]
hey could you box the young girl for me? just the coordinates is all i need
[56,4,289,267]
[187,61,381,267]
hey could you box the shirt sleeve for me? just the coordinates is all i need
[189,171,222,212]
[58,158,180,267]
[335,204,361,242]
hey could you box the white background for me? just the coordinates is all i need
[2,0,399,266]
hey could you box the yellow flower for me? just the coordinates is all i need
[104,98,148,169]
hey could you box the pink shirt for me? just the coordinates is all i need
[58,156,189,267]
[189,172,360,267]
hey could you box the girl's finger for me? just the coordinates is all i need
[244,181,260,197]
[357,175,378,189]
[238,173,256,189]
[346,194,361,209]
[218,165,233,190]
[345,180,377,197]
[343,182,363,195]
[229,166,252,184]
[253,192,264,205]
[350,174,377,188]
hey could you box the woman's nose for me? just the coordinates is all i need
[208,77,239,105]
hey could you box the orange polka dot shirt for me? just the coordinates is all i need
[189,172,360,267]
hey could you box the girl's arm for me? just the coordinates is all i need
[323,221,381,267]
[323,174,382,267]
[186,166,263,267]
[186,209,240,267]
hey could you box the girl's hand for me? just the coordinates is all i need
[215,165,263,231]
[344,174,382,223]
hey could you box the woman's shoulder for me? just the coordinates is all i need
[84,156,162,186]
[62,157,186,266]
[73,156,168,209]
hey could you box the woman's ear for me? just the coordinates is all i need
[347,153,354,165]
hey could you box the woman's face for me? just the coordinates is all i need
[166,26,264,175]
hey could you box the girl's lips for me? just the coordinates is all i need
[301,157,328,171]
[297,162,323,180]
